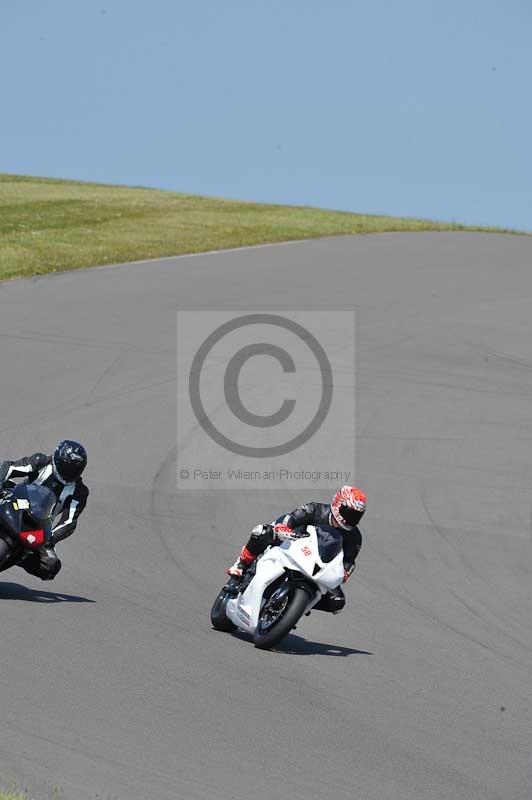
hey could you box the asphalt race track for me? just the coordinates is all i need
[0,232,531,800]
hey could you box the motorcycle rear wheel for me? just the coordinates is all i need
[253,586,310,650]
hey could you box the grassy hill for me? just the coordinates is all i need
[0,173,515,281]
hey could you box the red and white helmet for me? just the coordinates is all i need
[330,486,366,530]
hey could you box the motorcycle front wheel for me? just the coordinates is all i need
[0,538,12,570]
[253,586,311,650]
[210,587,238,632]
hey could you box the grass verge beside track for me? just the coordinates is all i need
[0,789,29,800]
[0,173,518,281]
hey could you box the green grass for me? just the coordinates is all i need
[0,173,518,281]
[0,782,64,800]
[0,789,29,800]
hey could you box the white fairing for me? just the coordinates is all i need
[225,526,344,634]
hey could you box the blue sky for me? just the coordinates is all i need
[2,0,531,229]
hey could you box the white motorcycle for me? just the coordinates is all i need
[210,524,345,650]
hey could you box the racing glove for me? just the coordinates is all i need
[273,523,297,542]
[343,563,355,583]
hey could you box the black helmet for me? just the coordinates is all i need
[52,440,87,483]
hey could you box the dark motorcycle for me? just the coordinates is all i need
[0,484,55,573]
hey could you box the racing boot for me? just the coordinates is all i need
[226,546,255,580]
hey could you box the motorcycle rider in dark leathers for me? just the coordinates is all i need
[0,440,89,580]
[226,486,366,614]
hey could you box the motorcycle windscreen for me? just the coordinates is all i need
[314,525,343,562]
[13,484,56,524]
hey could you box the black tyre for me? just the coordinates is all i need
[210,588,238,632]
[253,586,311,650]
[0,538,12,570]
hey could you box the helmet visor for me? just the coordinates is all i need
[53,454,85,482]
[338,503,364,529]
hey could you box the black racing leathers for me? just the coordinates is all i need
[277,502,362,574]
[242,502,362,613]
[245,502,361,571]
[0,453,89,580]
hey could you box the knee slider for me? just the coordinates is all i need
[251,524,273,539]
[329,591,345,614]
[42,555,62,581]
